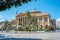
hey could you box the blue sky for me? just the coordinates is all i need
[0,0,60,22]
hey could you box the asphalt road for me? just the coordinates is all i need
[0,31,60,40]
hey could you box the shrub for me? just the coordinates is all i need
[50,26,55,31]
[15,28,19,31]
[45,26,56,31]
[19,26,24,31]
[24,26,30,31]
[31,27,35,31]
[38,28,45,31]
[15,25,24,31]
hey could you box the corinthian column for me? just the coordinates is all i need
[48,17,50,26]
[16,17,19,27]
[42,17,45,29]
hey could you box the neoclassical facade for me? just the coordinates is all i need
[16,11,51,29]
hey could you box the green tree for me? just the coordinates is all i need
[26,10,31,31]
[3,20,11,30]
[31,16,37,31]
[26,11,37,31]
[0,0,36,11]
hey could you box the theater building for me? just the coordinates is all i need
[16,11,52,29]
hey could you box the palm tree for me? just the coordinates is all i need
[31,16,37,31]
[26,11,37,31]
[26,11,31,31]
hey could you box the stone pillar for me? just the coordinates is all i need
[22,17,23,25]
[24,17,26,26]
[20,18,22,25]
[24,17,25,26]
[19,18,20,25]
[38,17,40,28]
[23,17,24,25]
[20,18,21,25]
[26,17,28,26]
[25,17,26,26]
[42,17,45,29]
[48,17,50,26]
[16,18,19,27]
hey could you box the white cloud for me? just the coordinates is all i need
[57,18,60,21]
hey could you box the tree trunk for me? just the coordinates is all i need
[32,22,36,31]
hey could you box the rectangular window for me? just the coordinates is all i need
[40,18,42,22]
[44,18,47,22]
